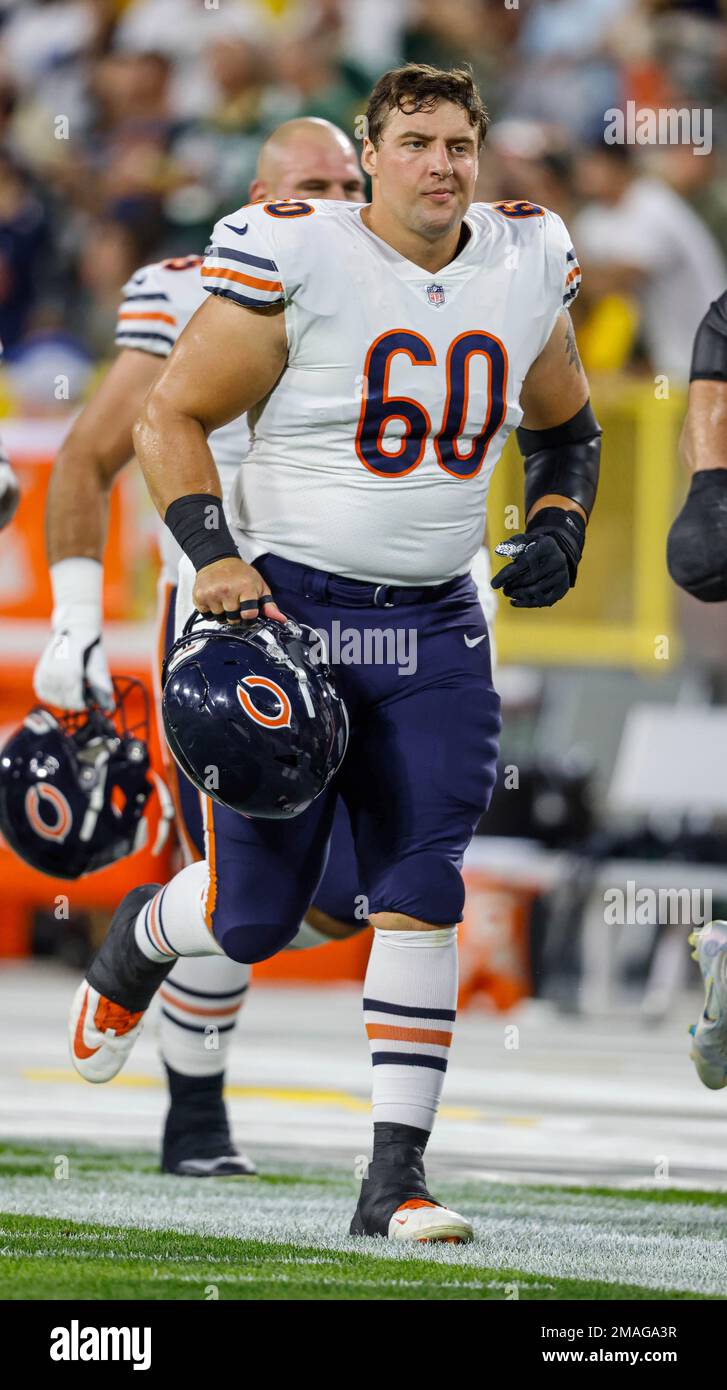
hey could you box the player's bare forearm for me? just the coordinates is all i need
[679,380,727,476]
[519,310,591,525]
[46,349,162,564]
[133,295,288,517]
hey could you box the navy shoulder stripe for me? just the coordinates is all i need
[209,244,279,273]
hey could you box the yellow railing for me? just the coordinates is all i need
[488,377,688,670]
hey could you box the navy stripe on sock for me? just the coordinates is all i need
[143,902,170,958]
[363,997,456,1022]
[155,888,177,956]
[164,979,249,1002]
[371,1051,448,1072]
[161,1009,237,1036]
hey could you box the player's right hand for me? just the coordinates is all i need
[33,628,114,711]
[193,556,286,624]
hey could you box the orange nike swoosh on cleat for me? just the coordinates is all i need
[73,988,100,1060]
[393,1199,438,1225]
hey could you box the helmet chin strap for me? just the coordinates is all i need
[78,748,110,843]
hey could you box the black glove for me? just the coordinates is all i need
[667,469,727,602]
[491,507,586,608]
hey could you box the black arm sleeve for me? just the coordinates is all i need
[690,291,727,382]
[517,399,602,520]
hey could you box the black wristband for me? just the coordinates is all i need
[527,506,586,585]
[164,494,239,573]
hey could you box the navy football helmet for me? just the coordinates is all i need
[161,613,348,819]
[0,677,171,879]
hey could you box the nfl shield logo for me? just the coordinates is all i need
[426,283,445,307]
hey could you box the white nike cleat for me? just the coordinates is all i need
[688,920,727,1090]
[387,1199,474,1244]
[69,980,145,1084]
[69,882,174,1083]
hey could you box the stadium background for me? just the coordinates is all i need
[2,0,727,1301]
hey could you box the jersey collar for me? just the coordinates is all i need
[353,204,482,281]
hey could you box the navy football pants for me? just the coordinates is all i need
[184,554,501,965]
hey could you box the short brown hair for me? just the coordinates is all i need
[366,63,489,150]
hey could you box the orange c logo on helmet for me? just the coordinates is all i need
[25,784,73,842]
[236,676,292,729]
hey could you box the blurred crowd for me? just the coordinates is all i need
[0,0,726,408]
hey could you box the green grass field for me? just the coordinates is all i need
[1,1141,725,1300]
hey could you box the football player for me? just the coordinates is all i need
[667,290,727,1087]
[70,63,599,1242]
[37,114,495,1177]
[36,118,368,1176]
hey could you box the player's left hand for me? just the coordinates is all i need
[0,458,20,530]
[492,508,585,608]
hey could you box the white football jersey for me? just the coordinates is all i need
[203,197,581,586]
[115,255,249,582]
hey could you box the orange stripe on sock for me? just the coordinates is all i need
[365,1024,453,1047]
[159,988,241,1018]
[148,893,174,957]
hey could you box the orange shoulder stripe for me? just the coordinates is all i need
[201,265,283,294]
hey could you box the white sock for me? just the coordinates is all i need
[285,917,334,950]
[134,864,226,962]
[363,926,458,1132]
[158,954,250,1078]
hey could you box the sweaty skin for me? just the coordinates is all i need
[133,98,593,936]
[680,379,727,476]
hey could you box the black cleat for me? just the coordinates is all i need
[350,1123,473,1243]
[161,1065,257,1177]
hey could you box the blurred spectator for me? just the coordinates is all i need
[574,142,727,382]
[69,214,162,357]
[507,0,632,137]
[485,119,577,223]
[169,32,271,220]
[115,0,271,121]
[0,153,47,348]
[0,0,724,376]
[268,26,369,132]
[2,331,93,415]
